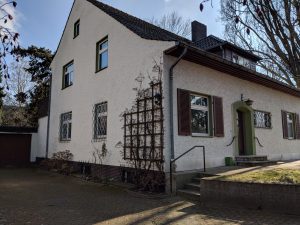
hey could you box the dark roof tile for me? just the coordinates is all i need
[86,0,191,44]
[194,35,225,50]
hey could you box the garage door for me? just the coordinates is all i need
[0,134,32,166]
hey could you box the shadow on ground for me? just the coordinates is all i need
[0,168,299,225]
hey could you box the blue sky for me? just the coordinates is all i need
[17,0,223,52]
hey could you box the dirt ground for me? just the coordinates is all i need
[0,168,299,225]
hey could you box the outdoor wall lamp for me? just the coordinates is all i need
[241,94,254,106]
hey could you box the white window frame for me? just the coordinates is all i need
[287,112,295,140]
[63,61,74,88]
[190,94,210,136]
[94,102,108,140]
[96,37,108,71]
[60,112,72,141]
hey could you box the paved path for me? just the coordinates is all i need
[0,168,299,225]
[203,160,300,177]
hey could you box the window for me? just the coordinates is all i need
[190,94,210,136]
[232,53,256,71]
[282,111,300,140]
[93,102,108,139]
[177,89,224,137]
[60,112,72,141]
[254,110,272,129]
[287,112,295,139]
[96,37,108,72]
[63,61,74,89]
[74,20,80,38]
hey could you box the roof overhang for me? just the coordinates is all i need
[164,43,300,98]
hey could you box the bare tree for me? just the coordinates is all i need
[0,0,19,119]
[149,11,191,38]
[1,59,32,126]
[218,0,300,87]
[4,59,32,107]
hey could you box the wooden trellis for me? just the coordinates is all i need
[123,81,164,162]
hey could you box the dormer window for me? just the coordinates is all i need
[74,19,80,38]
[232,53,256,71]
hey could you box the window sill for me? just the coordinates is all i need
[255,127,272,130]
[92,137,107,142]
[62,84,73,90]
[287,138,297,140]
[191,133,213,138]
[59,139,71,143]
[95,66,108,74]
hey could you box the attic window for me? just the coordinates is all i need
[74,20,80,38]
[232,53,256,71]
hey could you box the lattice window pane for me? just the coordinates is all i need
[254,111,272,129]
[94,102,108,139]
[60,112,72,141]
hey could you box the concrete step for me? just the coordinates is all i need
[192,177,201,183]
[185,183,201,191]
[235,155,268,162]
[197,173,217,178]
[177,189,200,200]
[236,160,274,167]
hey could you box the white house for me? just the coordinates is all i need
[45,0,300,192]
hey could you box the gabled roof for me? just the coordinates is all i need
[86,0,191,44]
[86,0,261,61]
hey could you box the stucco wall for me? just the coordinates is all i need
[49,0,173,165]
[164,56,300,172]
[31,116,48,161]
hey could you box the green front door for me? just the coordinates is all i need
[233,101,256,156]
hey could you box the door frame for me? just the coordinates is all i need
[232,101,256,156]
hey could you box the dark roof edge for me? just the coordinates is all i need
[222,42,262,61]
[164,43,300,98]
[0,126,38,133]
[52,0,76,60]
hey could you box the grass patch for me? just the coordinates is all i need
[217,169,300,184]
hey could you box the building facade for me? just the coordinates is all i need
[46,0,300,188]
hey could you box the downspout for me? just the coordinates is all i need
[45,74,52,159]
[169,45,188,161]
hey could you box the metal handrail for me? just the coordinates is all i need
[226,136,236,147]
[169,145,206,193]
[255,137,264,147]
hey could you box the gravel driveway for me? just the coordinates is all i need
[0,168,299,225]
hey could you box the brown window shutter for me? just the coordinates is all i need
[282,111,288,139]
[295,113,300,140]
[213,96,224,137]
[177,89,191,136]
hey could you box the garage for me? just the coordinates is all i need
[0,127,37,166]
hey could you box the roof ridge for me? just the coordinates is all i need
[86,0,191,43]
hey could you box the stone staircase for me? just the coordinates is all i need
[177,173,214,200]
[235,155,273,166]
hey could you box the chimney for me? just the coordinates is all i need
[191,21,207,42]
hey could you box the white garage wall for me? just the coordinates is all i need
[31,116,48,162]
